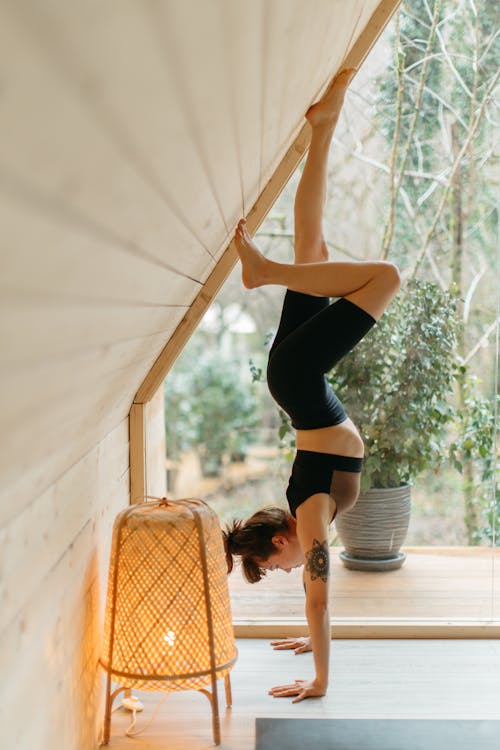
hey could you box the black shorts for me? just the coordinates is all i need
[266,290,376,430]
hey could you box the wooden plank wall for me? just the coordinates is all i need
[145,387,168,500]
[0,2,393,749]
[0,419,130,749]
[0,395,167,749]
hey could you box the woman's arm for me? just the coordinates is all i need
[299,494,332,690]
[303,553,330,690]
[268,493,333,702]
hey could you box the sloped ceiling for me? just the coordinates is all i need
[0,0,397,516]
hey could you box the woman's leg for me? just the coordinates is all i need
[236,231,400,321]
[235,70,401,320]
[293,68,354,264]
[264,70,355,353]
[244,256,401,322]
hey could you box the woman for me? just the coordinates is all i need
[223,69,401,702]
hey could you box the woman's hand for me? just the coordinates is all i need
[270,637,312,654]
[268,679,326,703]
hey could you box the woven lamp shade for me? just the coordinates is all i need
[100,497,237,745]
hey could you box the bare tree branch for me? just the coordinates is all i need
[468,0,478,19]
[437,99,452,157]
[417,174,444,206]
[409,167,449,184]
[478,26,500,66]
[465,6,480,222]
[463,264,486,323]
[402,3,432,31]
[434,14,474,100]
[409,65,500,279]
[332,138,389,173]
[404,73,469,129]
[462,317,500,365]
[381,7,405,260]
[382,0,442,258]
[465,206,498,239]
[404,51,445,74]
[333,137,450,186]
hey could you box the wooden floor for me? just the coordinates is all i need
[106,638,500,749]
[229,547,500,622]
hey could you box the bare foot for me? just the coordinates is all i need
[234,219,268,289]
[306,68,356,128]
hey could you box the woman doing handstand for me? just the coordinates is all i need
[223,69,401,702]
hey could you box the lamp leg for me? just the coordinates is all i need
[211,679,221,745]
[199,685,221,746]
[102,672,113,745]
[102,683,127,746]
[224,674,232,708]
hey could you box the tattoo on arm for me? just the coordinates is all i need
[305,539,330,583]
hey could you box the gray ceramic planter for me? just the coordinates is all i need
[335,484,412,571]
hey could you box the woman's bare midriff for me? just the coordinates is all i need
[295,417,364,457]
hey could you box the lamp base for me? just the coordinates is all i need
[339,550,406,571]
[122,696,144,712]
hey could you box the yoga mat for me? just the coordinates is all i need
[255,718,500,750]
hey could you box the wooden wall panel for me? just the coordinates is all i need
[0,197,205,305]
[145,387,167,500]
[0,297,188,365]
[0,388,131,526]
[2,331,179,433]
[0,412,164,750]
[0,3,217,275]
[129,402,146,505]
[0,419,130,750]
[0,420,129,633]
[0,361,151,516]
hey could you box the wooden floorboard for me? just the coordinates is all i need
[106,638,500,749]
[229,548,500,621]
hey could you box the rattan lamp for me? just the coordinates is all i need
[100,496,237,745]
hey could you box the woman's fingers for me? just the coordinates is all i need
[269,687,300,697]
[270,637,311,653]
[268,680,307,696]
[270,639,297,650]
[268,682,298,694]
[269,679,326,701]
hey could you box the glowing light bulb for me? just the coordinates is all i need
[164,630,175,646]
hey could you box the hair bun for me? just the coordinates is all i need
[222,519,243,574]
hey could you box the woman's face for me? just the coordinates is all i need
[261,532,304,573]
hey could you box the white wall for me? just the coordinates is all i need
[0,419,129,748]
[0,392,166,750]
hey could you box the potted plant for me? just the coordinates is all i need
[273,279,460,570]
[328,279,460,570]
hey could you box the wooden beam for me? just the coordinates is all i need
[343,0,401,71]
[233,619,500,640]
[129,403,146,504]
